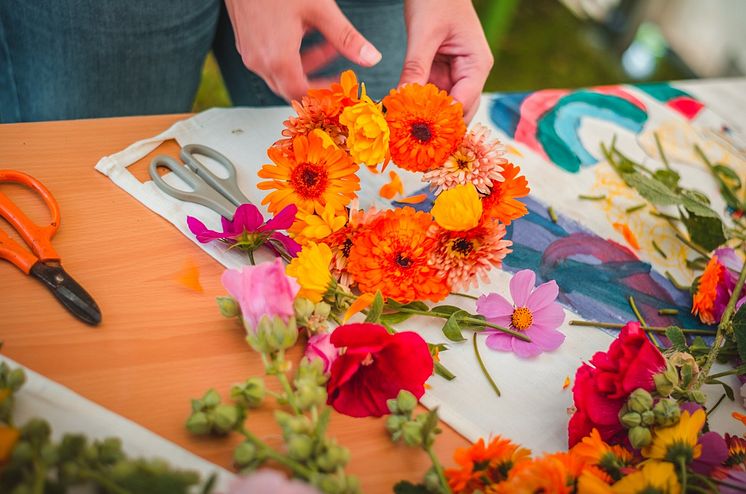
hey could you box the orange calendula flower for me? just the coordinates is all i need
[494,454,572,494]
[692,253,734,325]
[346,207,449,302]
[724,433,746,467]
[445,436,531,493]
[572,429,633,482]
[258,131,360,214]
[339,90,389,168]
[383,83,466,172]
[428,220,512,291]
[290,204,348,245]
[481,162,530,225]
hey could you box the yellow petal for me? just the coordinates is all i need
[431,184,483,231]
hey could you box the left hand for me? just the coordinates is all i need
[399,0,493,122]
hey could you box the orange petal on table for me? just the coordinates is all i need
[397,194,428,205]
[612,222,640,250]
[379,171,404,199]
[176,258,204,293]
[506,144,524,157]
[562,376,571,390]
[733,412,746,426]
[343,292,376,322]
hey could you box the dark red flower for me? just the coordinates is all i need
[568,322,666,447]
[327,323,433,417]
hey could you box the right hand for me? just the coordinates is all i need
[224,0,382,102]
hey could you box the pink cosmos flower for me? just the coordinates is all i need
[305,332,338,373]
[221,258,299,332]
[187,203,300,257]
[476,269,566,358]
[227,469,320,494]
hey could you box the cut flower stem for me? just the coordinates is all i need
[569,320,713,335]
[395,307,531,341]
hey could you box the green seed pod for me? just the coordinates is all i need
[213,404,242,433]
[641,410,655,427]
[653,399,681,427]
[233,441,258,468]
[7,369,26,391]
[653,372,674,397]
[628,426,652,449]
[287,435,314,461]
[294,298,316,324]
[185,412,211,435]
[216,296,240,318]
[202,389,222,408]
[401,422,423,447]
[386,415,407,434]
[396,391,418,414]
[620,412,642,429]
[231,377,265,408]
[627,389,654,414]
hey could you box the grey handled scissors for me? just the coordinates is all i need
[149,144,250,220]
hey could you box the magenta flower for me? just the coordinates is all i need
[305,332,338,373]
[227,469,320,494]
[221,258,299,332]
[187,203,300,258]
[476,269,566,358]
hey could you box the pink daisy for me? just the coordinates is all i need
[422,124,506,195]
[476,269,566,358]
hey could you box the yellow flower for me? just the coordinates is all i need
[611,462,681,494]
[431,183,483,231]
[339,90,389,168]
[286,242,334,303]
[642,410,704,464]
[291,204,348,244]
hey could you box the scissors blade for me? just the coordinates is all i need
[29,262,102,326]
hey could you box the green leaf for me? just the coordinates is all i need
[364,291,384,323]
[622,172,681,206]
[380,312,414,325]
[734,304,746,362]
[434,362,456,381]
[681,208,726,251]
[653,169,681,190]
[431,305,462,316]
[665,326,687,352]
[460,313,487,330]
[680,190,719,218]
[401,301,430,312]
[394,481,431,494]
[442,311,467,342]
[708,378,735,401]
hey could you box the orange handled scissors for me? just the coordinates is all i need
[0,170,101,325]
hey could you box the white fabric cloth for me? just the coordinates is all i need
[95,79,746,454]
[0,355,235,491]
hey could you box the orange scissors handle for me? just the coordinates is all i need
[0,170,61,274]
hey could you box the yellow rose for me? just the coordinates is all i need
[431,183,483,231]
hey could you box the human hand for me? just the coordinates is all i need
[224,0,382,102]
[399,0,493,122]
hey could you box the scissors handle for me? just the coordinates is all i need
[180,144,251,207]
[0,170,61,273]
[149,156,237,219]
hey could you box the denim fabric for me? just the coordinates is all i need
[0,0,405,122]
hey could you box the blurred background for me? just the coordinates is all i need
[192,0,746,111]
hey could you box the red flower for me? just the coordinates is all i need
[568,322,666,447]
[327,323,433,417]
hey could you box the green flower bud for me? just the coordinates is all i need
[627,389,653,413]
[641,410,655,427]
[231,377,265,408]
[688,389,706,405]
[295,382,326,411]
[315,302,331,319]
[97,437,125,464]
[216,296,240,318]
[316,443,350,472]
[7,369,26,391]
[294,298,315,323]
[287,435,314,461]
[318,474,344,494]
[424,468,441,493]
[233,441,259,468]
[396,391,418,414]
[40,443,58,464]
[59,462,80,482]
[386,398,399,415]
[628,426,652,449]
[653,372,674,397]
[21,418,51,447]
[401,422,423,447]
[620,412,642,429]
[213,404,242,434]
[653,399,681,427]
[10,441,34,464]
[185,412,211,435]
[386,415,407,434]
[202,389,222,408]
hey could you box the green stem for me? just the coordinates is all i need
[239,427,314,479]
[273,350,300,414]
[450,292,479,301]
[247,250,256,266]
[706,393,727,417]
[665,271,690,291]
[473,334,500,397]
[79,468,133,494]
[654,132,672,170]
[699,258,746,387]
[425,446,452,494]
[628,296,660,349]
[674,232,711,259]
[569,320,713,335]
[679,457,687,493]
[31,458,47,494]
[707,365,746,380]
[394,307,531,341]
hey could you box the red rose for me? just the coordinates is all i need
[327,323,433,417]
[568,322,666,447]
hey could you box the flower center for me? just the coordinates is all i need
[290,162,329,199]
[342,238,353,258]
[361,353,374,366]
[410,121,433,143]
[395,253,412,268]
[449,237,474,257]
[511,307,533,330]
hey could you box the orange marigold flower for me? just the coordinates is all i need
[495,455,572,494]
[692,254,731,325]
[481,162,530,226]
[428,221,512,290]
[383,83,466,172]
[257,131,360,214]
[571,429,632,483]
[346,207,449,302]
[445,436,531,493]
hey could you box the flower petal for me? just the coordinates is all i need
[524,326,565,351]
[264,204,298,231]
[527,280,559,312]
[187,216,227,243]
[485,332,513,352]
[476,293,514,319]
[510,269,535,307]
[510,337,542,358]
[232,204,264,232]
[269,233,301,257]
[531,303,565,331]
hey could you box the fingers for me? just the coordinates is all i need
[310,1,382,67]
[301,41,339,75]
[265,52,311,102]
[398,31,439,86]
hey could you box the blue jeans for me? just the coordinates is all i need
[0,0,405,122]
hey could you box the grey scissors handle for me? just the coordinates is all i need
[149,155,236,219]
[180,144,251,207]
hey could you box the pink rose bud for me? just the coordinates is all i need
[305,332,338,373]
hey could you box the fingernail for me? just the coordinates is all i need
[359,44,382,66]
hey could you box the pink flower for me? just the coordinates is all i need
[187,203,300,257]
[227,469,320,494]
[305,332,338,373]
[221,258,299,331]
[476,269,566,358]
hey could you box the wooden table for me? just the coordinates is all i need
[0,115,469,492]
